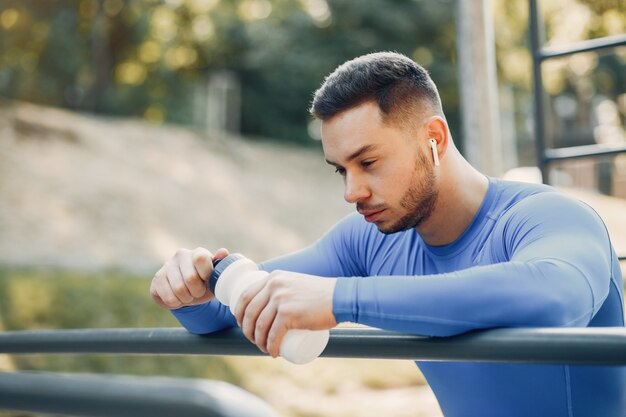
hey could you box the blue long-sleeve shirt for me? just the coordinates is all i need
[172,178,625,416]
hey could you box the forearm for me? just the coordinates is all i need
[333,258,604,337]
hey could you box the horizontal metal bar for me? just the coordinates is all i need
[0,371,278,417]
[2,327,626,365]
[538,34,626,60]
[544,143,626,162]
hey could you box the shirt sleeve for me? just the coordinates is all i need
[259,213,365,277]
[170,299,237,334]
[170,214,363,334]
[333,192,614,336]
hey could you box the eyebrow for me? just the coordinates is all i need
[325,144,379,166]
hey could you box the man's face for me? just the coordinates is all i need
[322,101,438,234]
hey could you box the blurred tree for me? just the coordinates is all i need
[1,0,622,149]
[237,0,458,144]
[0,0,458,145]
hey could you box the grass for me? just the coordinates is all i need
[0,267,240,383]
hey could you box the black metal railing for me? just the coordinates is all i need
[0,371,279,417]
[529,0,626,183]
[2,326,626,365]
[2,326,626,416]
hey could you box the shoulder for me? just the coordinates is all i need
[488,178,553,212]
[501,186,602,227]
[489,178,597,222]
[493,184,610,252]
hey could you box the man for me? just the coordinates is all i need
[150,52,625,416]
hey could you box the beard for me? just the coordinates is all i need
[377,151,438,235]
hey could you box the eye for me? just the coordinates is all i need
[334,166,346,176]
[361,160,375,169]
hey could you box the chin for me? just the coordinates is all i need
[377,214,426,235]
[376,222,410,235]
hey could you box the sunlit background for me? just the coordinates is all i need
[0,1,625,416]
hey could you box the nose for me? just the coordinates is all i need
[344,172,371,204]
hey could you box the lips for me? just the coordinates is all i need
[359,208,385,222]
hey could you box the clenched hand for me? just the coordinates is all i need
[150,247,229,309]
[232,270,337,357]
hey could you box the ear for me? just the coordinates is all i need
[423,116,449,162]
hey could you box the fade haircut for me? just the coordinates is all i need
[310,52,443,128]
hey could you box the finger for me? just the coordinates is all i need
[189,291,214,306]
[192,247,214,281]
[150,278,169,309]
[152,266,182,309]
[166,262,194,304]
[267,313,290,359]
[232,277,261,325]
[151,293,168,309]
[233,278,270,336]
[212,247,230,262]
[153,272,182,309]
[180,250,208,299]
[254,301,278,354]
[240,284,272,346]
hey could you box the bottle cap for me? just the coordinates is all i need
[208,253,246,294]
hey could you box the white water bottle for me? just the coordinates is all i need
[209,254,330,364]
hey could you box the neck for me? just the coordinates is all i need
[416,150,489,246]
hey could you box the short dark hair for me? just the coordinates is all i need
[310,52,442,126]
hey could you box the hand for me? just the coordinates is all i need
[150,247,230,310]
[233,271,337,358]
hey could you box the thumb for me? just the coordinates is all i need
[212,247,230,262]
[191,247,215,282]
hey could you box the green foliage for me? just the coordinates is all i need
[0,267,241,384]
[2,0,622,152]
[0,0,459,145]
[237,0,459,144]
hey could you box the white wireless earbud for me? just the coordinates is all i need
[429,139,440,166]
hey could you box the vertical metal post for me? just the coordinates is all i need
[91,0,110,113]
[205,71,241,142]
[529,0,549,183]
[456,0,504,177]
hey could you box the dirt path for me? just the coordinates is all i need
[0,101,351,272]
